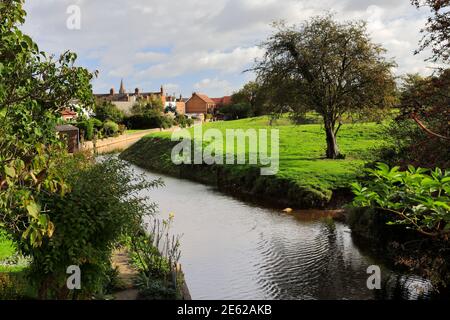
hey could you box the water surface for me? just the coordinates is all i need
[130,164,431,300]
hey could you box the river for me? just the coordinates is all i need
[128,163,433,300]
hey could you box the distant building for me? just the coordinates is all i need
[211,96,232,108]
[94,79,187,115]
[61,108,78,121]
[185,92,216,114]
[165,94,186,114]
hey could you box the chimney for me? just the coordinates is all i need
[160,85,164,95]
[135,88,140,95]
[110,88,115,95]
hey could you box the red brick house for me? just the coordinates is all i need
[185,92,216,114]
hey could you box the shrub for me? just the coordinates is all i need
[94,101,124,123]
[352,163,450,238]
[76,118,104,141]
[125,112,174,130]
[27,156,162,299]
[218,103,253,120]
[103,120,119,137]
[175,115,193,128]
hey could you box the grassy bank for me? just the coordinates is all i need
[121,116,386,208]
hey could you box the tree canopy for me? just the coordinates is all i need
[412,0,450,63]
[253,16,397,159]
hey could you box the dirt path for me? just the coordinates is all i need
[111,248,139,300]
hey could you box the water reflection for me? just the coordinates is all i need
[128,163,432,300]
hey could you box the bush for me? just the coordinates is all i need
[76,118,103,141]
[27,156,162,299]
[352,163,450,238]
[175,115,193,128]
[218,103,253,120]
[94,101,124,123]
[103,121,119,137]
[125,112,174,130]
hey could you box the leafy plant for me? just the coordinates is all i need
[352,163,450,238]
[28,156,162,299]
[127,217,182,299]
[103,120,119,137]
[0,0,95,248]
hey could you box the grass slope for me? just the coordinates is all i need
[121,116,386,208]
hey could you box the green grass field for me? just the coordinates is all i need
[121,116,388,207]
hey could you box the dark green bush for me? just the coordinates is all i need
[218,103,253,120]
[125,112,173,130]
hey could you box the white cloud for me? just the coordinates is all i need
[20,0,435,96]
[194,78,234,97]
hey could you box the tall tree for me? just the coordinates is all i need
[253,16,397,159]
[412,0,450,63]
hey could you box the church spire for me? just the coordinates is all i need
[119,79,126,94]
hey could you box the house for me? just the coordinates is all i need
[165,95,186,114]
[211,96,232,108]
[185,92,216,114]
[94,79,168,115]
[61,108,78,121]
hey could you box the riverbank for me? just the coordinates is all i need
[120,116,385,209]
[82,127,184,154]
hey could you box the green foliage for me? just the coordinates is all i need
[94,100,124,123]
[218,103,253,120]
[132,97,164,115]
[174,114,193,128]
[27,156,162,299]
[136,276,176,300]
[0,0,95,248]
[103,120,119,137]
[352,163,450,238]
[76,118,103,141]
[127,217,181,300]
[0,229,15,260]
[231,81,266,116]
[125,111,174,130]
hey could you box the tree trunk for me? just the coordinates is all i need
[325,124,340,159]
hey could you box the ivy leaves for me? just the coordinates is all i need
[352,163,450,238]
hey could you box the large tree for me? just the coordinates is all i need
[253,16,397,159]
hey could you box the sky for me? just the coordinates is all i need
[21,0,435,98]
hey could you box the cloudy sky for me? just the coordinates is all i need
[22,0,434,97]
